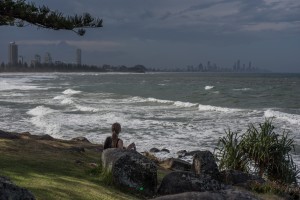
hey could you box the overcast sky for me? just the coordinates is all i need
[0,0,300,72]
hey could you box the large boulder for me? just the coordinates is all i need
[157,171,224,195]
[219,170,265,186]
[151,189,259,200]
[0,176,35,200]
[192,151,219,178]
[160,158,191,171]
[102,148,157,196]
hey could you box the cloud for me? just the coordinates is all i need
[242,22,300,32]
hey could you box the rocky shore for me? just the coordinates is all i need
[0,130,295,200]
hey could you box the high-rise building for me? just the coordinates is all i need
[35,54,41,64]
[8,42,18,65]
[44,52,52,64]
[76,49,81,65]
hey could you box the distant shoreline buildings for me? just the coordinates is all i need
[1,42,265,73]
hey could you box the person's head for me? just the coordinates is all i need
[112,122,121,134]
[111,122,121,148]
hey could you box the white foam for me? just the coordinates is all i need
[75,105,100,112]
[27,106,56,116]
[198,104,242,113]
[0,80,39,91]
[173,101,198,108]
[61,98,74,105]
[205,86,214,90]
[264,109,300,125]
[233,88,252,91]
[146,98,173,104]
[53,95,66,100]
[62,89,81,95]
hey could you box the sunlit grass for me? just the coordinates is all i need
[0,138,139,200]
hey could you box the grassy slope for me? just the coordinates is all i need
[0,137,139,200]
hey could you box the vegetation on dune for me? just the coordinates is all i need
[0,0,103,35]
[215,119,299,198]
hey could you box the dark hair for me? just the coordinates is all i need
[111,123,121,148]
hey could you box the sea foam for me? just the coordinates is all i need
[205,86,214,90]
[264,109,300,125]
[27,106,56,116]
[198,104,242,113]
[62,89,81,95]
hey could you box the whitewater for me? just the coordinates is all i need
[0,72,300,166]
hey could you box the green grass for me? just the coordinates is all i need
[0,138,139,200]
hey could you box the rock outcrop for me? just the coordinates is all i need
[160,158,191,171]
[0,176,35,200]
[0,130,20,139]
[157,171,224,195]
[102,148,157,196]
[151,189,259,200]
[192,151,219,178]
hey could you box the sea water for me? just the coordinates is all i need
[0,72,299,166]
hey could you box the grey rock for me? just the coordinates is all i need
[161,148,170,153]
[176,150,187,158]
[185,150,202,157]
[161,158,191,171]
[192,151,219,178]
[150,148,160,153]
[102,148,157,196]
[0,176,35,200]
[151,189,260,200]
[157,171,224,195]
[71,136,91,143]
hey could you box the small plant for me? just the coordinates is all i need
[214,129,249,172]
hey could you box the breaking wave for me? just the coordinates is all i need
[205,86,214,90]
[62,89,82,95]
[264,109,300,125]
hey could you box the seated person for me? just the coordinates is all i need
[104,122,136,150]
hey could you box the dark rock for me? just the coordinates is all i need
[176,150,187,158]
[161,148,170,153]
[71,136,91,143]
[0,176,35,200]
[36,134,54,140]
[20,132,31,136]
[0,130,20,139]
[69,147,85,153]
[102,148,157,196]
[192,151,219,178]
[151,189,259,200]
[185,150,202,157]
[219,170,265,186]
[150,148,160,153]
[157,171,224,195]
[160,158,191,171]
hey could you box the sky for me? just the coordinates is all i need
[0,0,300,72]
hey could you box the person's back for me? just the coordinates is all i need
[103,123,136,150]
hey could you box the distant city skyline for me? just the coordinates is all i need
[0,0,299,72]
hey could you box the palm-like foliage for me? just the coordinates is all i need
[215,119,299,185]
[0,0,103,35]
[215,129,249,172]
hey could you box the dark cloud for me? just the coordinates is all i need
[0,0,299,72]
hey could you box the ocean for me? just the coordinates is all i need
[0,72,300,165]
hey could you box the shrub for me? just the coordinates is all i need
[214,129,249,172]
[215,119,299,185]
